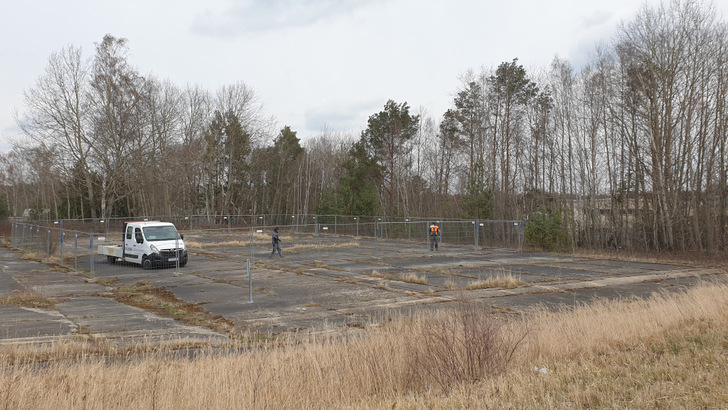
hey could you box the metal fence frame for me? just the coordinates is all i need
[10,215,524,277]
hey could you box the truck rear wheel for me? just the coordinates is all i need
[107,256,116,264]
[142,256,153,270]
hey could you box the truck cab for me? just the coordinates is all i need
[99,221,188,269]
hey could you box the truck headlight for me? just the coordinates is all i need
[150,244,160,254]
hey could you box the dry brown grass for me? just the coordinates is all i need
[401,272,428,285]
[467,272,526,290]
[185,234,361,255]
[444,279,459,290]
[574,248,727,268]
[2,281,727,408]
[184,231,272,249]
[286,240,360,251]
[183,238,247,249]
[110,281,234,334]
[0,291,56,310]
[371,270,427,285]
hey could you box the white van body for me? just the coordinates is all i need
[97,221,188,269]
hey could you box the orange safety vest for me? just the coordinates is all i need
[429,225,440,236]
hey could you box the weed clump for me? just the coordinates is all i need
[407,295,528,391]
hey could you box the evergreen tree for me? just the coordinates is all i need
[0,195,10,220]
[316,139,381,216]
[267,126,304,215]
[461,162,492,220]
[361,100,420,215]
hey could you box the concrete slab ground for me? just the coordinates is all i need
[1,238,725,347]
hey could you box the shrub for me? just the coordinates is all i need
[408,295,528,391]
[524,207,569,251]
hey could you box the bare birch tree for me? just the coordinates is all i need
[17,44,96,218]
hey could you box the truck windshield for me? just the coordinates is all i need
[142,226,180,241]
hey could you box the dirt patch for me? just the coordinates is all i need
[111,281,235,334]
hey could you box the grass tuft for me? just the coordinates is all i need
[467,272,526,290]
[0,291,56,310]
[371,270,427,285]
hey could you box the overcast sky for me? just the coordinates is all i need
[2,0,726,153]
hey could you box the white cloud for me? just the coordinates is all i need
[2,0,727,154]
[191,0,376,35]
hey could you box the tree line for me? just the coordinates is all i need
[2,0,727,253]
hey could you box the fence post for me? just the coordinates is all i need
[316,219,321,260]
[74,233,78,271]
[46,228,51,260]
[518,221,524,253]
[474,220,478,249]
[375,220,379,257]
[425,221,429,247]
[89,233,94,277]
[247,259,253,303]
[60,231,65,267]
[249,227,254,262]
[175,236,180,273]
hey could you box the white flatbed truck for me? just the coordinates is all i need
[97,221,188,269]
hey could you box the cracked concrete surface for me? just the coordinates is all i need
[1,239,725,347]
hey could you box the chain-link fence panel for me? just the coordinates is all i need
[11,222,100,276]
[373,219,524,251]
[12,217,524,277]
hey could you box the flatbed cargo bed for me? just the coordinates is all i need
[98,244,123,258]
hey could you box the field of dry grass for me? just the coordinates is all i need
[1,280,727,408]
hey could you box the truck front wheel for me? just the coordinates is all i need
[142,256,153,270]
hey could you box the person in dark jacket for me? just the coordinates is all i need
[270,227,282,257]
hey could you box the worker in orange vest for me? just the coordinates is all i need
[429,222,440,251]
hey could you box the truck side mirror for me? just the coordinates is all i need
[136,234,143,244]
[179,234,184,240]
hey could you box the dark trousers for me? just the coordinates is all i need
[430,236,439,250]
[271,243,281,257]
